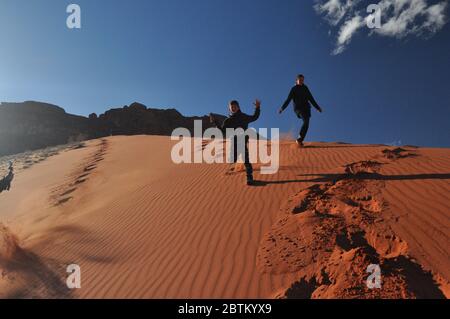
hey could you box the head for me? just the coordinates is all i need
[228,100,240,114]
[296,74,305,86]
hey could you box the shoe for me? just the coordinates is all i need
[296,138,304,147]
[246,176,255,186]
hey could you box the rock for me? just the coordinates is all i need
[0,101,226,157]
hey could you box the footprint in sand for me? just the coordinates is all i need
[50,139,108,207]
[258,149,444,298]
[382,147,417,160]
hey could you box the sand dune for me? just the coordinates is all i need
[0,136,448,298]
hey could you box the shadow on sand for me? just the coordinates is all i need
[252,172,450,187]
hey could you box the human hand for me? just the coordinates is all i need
[253,99,261,109]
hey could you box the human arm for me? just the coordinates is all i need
[279,88,293,114]
[307,87,322,113]
[209,113,229,133]
[245,99,261,124]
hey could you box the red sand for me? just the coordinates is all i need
[0,136,448,298]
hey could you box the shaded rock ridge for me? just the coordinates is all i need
[0,101,225,156]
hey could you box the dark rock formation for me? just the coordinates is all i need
[0,101,225,157]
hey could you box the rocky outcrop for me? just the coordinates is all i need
[0,101,225,157]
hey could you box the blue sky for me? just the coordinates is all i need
[0,0,449,147]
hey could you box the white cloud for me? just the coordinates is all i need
[314,0,360,25]
[333,15,365,54]
[314,0,449,54]
[424,2,448,32]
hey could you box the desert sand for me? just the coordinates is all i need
[0,135,449,298]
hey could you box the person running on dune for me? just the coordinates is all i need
[278,74,323,147]
[210,99,261,186]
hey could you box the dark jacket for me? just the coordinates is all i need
[214,108,260,132]
[280,84,320,118]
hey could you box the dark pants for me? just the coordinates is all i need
[231,137,253,180]
[297,114,310,141]
[299,116,310,140]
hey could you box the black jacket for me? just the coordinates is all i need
[215,108,260,132]
[280,84,320,118]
